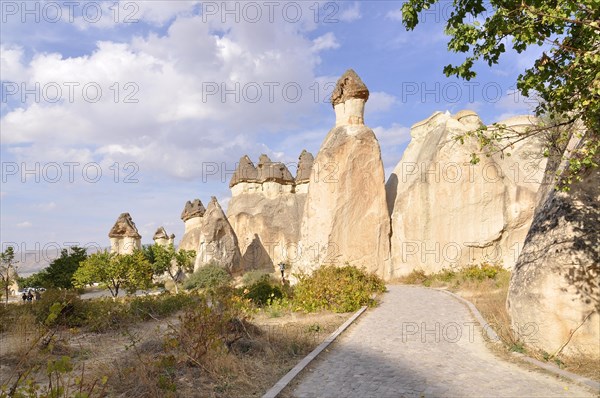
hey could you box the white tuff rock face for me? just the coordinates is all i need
[507,134,599,359]
[227,152,311,271]
[385,111,547,277]
[296,69,391,278]
[194,196,242,274]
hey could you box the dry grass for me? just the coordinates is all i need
[0,302,350,397]
[454,279,600,381]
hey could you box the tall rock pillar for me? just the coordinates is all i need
[297,69,391,278]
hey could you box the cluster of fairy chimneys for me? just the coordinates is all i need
[107,69,367,255]
[229,150,314,190]
[107,212,174,254]
[108,148,315,254]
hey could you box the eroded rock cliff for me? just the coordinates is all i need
[227,152,310,271]
[386,111,547,276]
[507,134,599,358]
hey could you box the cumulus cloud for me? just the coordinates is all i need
[311,32,340,52]
[375,123,411,148]
[493,90,538,122]
[70,1,201,30]
[0,44,26,81]
[1,11,339,181]
[366,91,397,115]
[33,202,57,211]
[339,2,362,22]
[373,123,411,176]
[385,8,403,21]
[16,221,32,228]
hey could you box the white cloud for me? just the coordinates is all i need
[311,32,340,52]
[339,2,362,22]
[492,90,538,122]
[374,123,412,175]
[374,123,411,148]
[33,202,57,211]
[1,12,331,180]
[71,1,201,30]
[366,91,397,115]
[0,44,26,81]
[385,8,403,21]
[219,195,231,210]
[134,0,201,26]
[16,221,32,228]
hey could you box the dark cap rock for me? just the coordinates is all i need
[257,154,294,185]
[230,155,259,187]
[181,199,206,222]
[331,69,369,106]
[153,227,169,240]
[108,213,141,239]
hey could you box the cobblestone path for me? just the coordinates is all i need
[292,285,597,398]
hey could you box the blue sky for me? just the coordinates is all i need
[1,0,541,269]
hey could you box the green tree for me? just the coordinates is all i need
[17,272,46,290]
[146,243,195,294]
[401,0,599,186]
[23,247,88,290]
[0,246,19,304]
[73,250,154,298]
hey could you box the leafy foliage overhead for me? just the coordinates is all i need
[402,0,599,184]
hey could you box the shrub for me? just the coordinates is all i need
[82,294,196,332]
[184,263,232,291]
[241,270,272,286]
[33,288,86,327]
[463,262,502,280]
[243,280,283,307]
[293,265,386,313]
[172,292,247,363]
[399,269,428,285]
[397,262,508,289]
[80,299,131,332]
[129,294,195,320]
[16,290,198,333]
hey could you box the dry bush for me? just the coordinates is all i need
[559,353,600,381]
[2,287,351,397]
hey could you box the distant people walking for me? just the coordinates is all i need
[22,292,27,302]
[27,291,33,302]
[279,262,285,280]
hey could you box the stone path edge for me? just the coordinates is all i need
[437,287,600,392]
[262,306,368,398]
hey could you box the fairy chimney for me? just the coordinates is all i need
[331,69,369,127]
[153,227,170,247]
[108,213,142,254]
[179,199,206,251]
[295,149,314,194]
